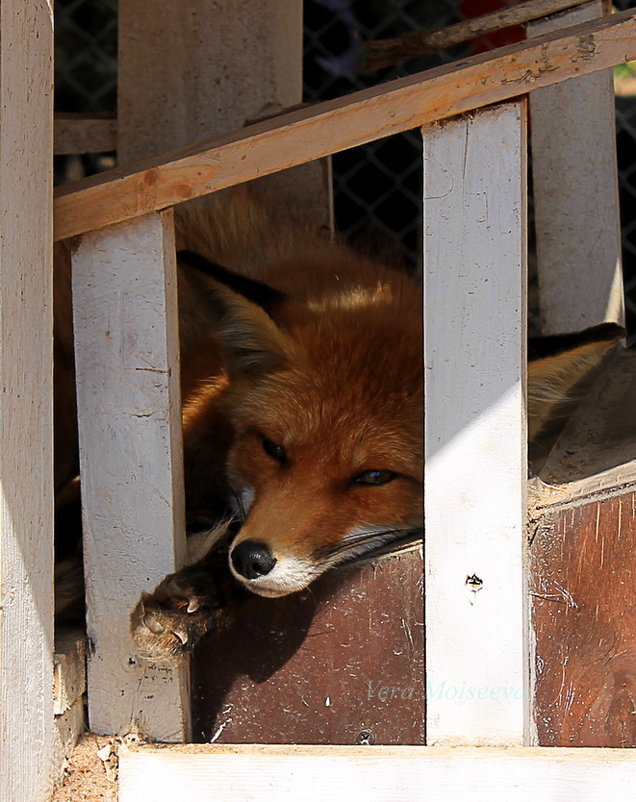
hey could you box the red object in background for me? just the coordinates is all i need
[459,0,526,52]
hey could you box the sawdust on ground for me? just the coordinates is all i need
[52,734,119,802]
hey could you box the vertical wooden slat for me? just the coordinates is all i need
[423,102,528,746]
[529,0,623,334]
[0,2,55,799]
[117,0,330,233]
[72,210,191,740]
[117,0,302,163]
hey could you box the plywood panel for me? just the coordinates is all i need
[531,491,636,746]
[192,549,424,745]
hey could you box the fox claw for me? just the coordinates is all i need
[129,553,244,665]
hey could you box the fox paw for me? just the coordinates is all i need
[130,554,244,665]
[130,576,214,664]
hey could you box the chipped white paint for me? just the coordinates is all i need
[0,3,55,800]
[72,211,191,740]
[529,1,623,333]
[422,102,528,745]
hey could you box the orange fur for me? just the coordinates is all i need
[54,184,622,603]
[175,193,424,595]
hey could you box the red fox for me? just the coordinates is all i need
[121,184,623,662]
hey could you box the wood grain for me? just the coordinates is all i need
[0,2,55,800]
[54,10,636,241]
[116,0,331,253]
[532,491,636,746]
[192,549,424,746]
[364,0,595,70]
[117,0,302,163]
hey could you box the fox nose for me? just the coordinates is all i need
[231,540,276,580]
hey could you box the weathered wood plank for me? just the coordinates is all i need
[531,492,636,746]
[53,628,86,716]
[364,0,597,70]
[528,348,636,744]
[423,102,528,746]
[0,2,55,800]
[192,548,424,745]
[54,10,636,240]
[72,211,191,740]
[529,1,623,333]
[118,0,302,163]
[54,113,117,155]
[119,744,636,802]
[117,0,330,259]
[525,348,636,517]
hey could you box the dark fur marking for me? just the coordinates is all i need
[177,249,287,312]
[528,322,624,361]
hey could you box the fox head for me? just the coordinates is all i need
[180,252,622,598]
[181,259,424,597]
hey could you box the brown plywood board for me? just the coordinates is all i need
[531,492,636,746]
[192,548,424,745]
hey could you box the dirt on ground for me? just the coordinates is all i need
[52,734,119,802]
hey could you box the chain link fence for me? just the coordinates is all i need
[54,0,636,338]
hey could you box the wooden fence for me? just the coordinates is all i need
[2,2,636,799]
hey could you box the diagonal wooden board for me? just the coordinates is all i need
[54,10,636,240]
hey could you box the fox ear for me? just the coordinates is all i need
[527,332,621,440]
[204,281,302,379]
[177,250,286,314]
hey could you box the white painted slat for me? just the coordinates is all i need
[529,1,623,333]
[0,3,55,801]
[72,210,191,740]
[119,744,636,802]
[422,102,528,745]
[117,0,302,163]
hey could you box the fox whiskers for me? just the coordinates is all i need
[316,526,421,566]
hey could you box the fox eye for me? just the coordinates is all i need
[352,470,397,486]
[262,437,286,463]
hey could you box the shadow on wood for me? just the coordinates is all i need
[192,549,424,745]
